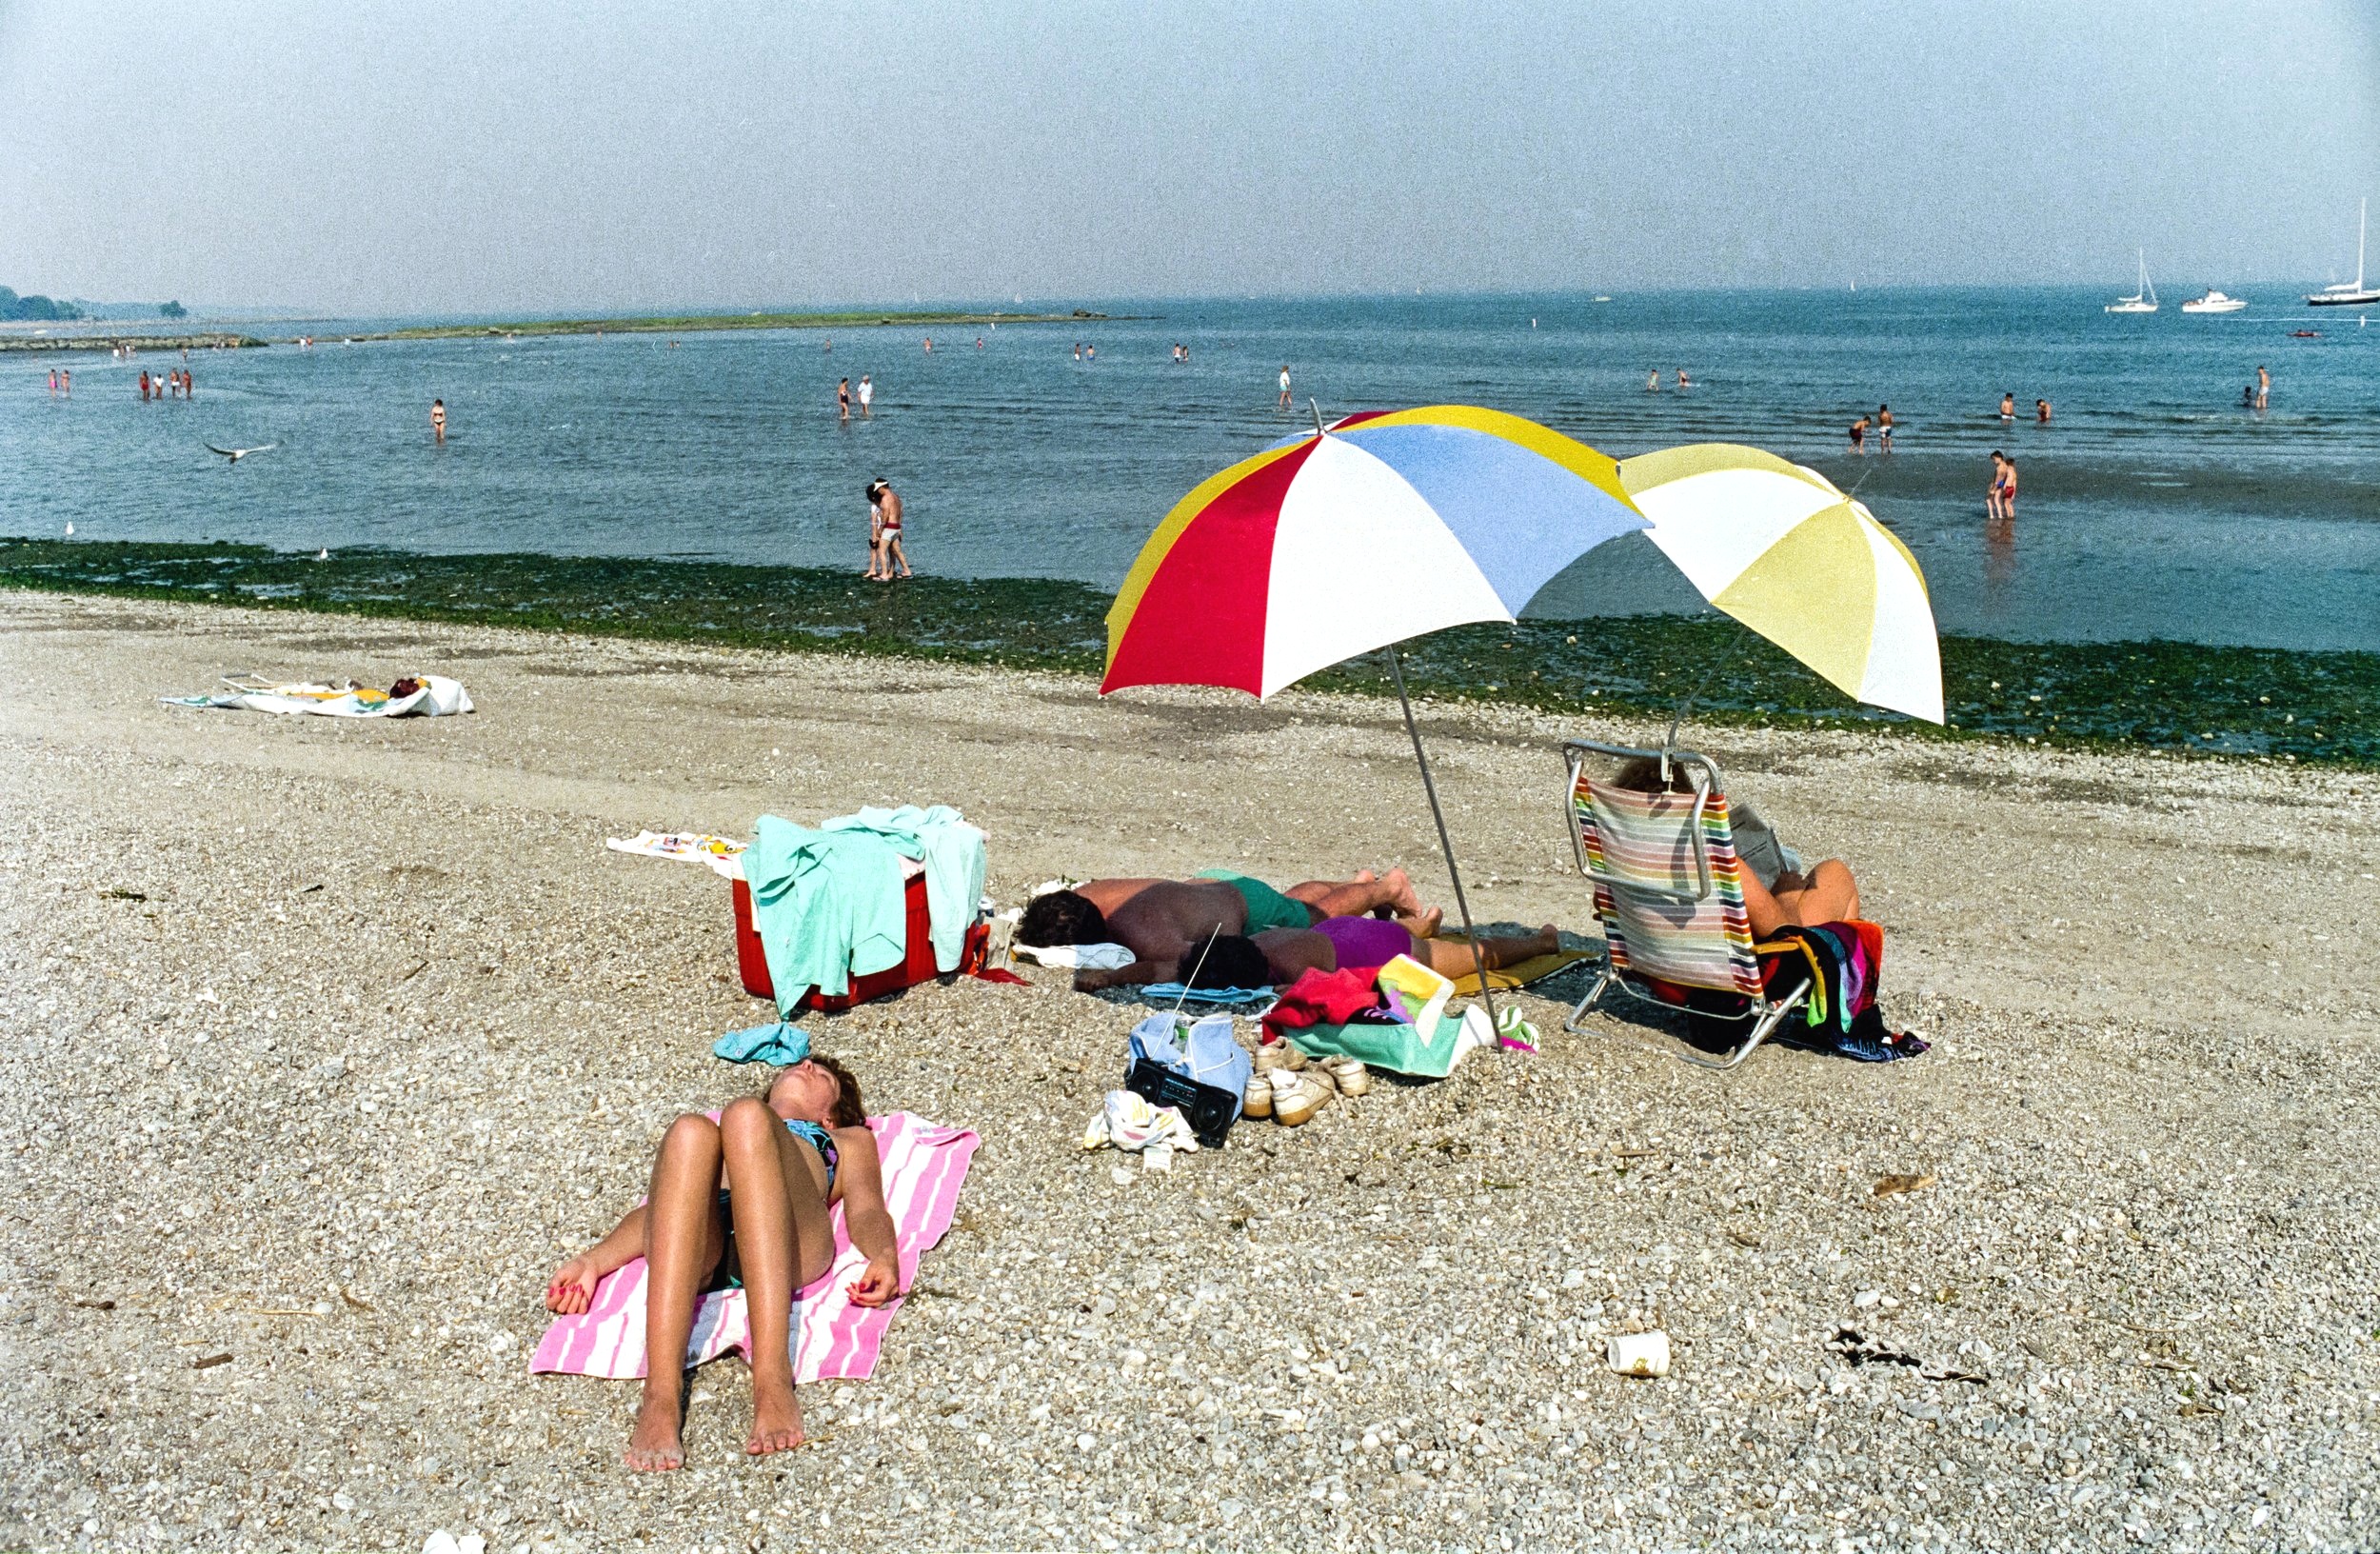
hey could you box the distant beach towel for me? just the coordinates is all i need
[606,830,749,880]
[528,1111,978,1384]
[162,673,473,718]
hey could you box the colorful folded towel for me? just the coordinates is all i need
[1262,967,1387,1036]
[528,1112,978,1384]
[1756,920,1929,1063]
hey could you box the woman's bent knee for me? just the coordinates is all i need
[1806,860,1859,921]
[719,1095,778,1143]
[661,1112,722,1156]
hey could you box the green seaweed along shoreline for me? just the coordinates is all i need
[3,537,2370,767]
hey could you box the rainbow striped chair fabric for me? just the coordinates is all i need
[1562,740,1811,1070]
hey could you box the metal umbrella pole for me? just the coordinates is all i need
[1382,643,1501,1040]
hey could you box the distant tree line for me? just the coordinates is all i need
[1,287,81,322]
[1,289,187,321]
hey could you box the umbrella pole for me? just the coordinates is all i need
[1659,623,1751,778]
[1383,645,1501,1039]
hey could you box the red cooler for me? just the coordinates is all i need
[732,874,987,1011]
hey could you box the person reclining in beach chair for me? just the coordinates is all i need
[1021,868,1441,992]
[1609,756,1862,935]
[1563,745,1878,1069]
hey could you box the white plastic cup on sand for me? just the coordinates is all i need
[1606,1330,1671,1378]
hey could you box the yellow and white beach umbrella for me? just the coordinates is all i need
[1616,444,1943,724]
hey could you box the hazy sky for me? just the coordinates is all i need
[3,1,2373,312]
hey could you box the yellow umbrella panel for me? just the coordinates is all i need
[1616,445,1944,724]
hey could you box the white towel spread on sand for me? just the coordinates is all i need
[162,674,473,719]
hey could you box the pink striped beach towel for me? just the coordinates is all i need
[528,1111,979,1384]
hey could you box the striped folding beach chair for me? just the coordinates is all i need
[1560,739,1812,1070]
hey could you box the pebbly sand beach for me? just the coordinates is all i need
[2,588,2375,1552]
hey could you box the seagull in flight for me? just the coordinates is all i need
[205,442,277,464]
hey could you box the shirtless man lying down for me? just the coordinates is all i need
[1019,867,1441,991]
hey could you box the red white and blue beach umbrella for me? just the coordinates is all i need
[1101,405,1648,1033]
[1101,406,1648,697]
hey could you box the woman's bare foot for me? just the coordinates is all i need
[745,1373,805,1457]
[1527,924,1562,958]
[1399,906,1444,939]
[624,1384,686,1472]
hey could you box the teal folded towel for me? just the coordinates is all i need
[713,1022,811,1066]
[1139,984,1275,1007]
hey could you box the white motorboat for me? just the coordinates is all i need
[2180,289,2247,314]
[2106,249,2158,313]
[2307,198,2379,307]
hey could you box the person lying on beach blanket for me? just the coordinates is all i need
[544,1056,893,1471]
[1021,868,1441,992]
[1253,916,1564,985]
[1062,916,1562,993]
[1610,757,1860,935]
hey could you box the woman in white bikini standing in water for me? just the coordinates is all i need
[545,1056,900,1470]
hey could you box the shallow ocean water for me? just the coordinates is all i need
[6,288,2376,649]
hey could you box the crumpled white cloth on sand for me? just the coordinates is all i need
[1013,941,1136,971]
[1081,1089,1200,1156]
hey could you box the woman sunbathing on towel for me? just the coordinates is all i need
[1185,913,1561,989]
[1611,757,1860,936]
[544,1055,897,1471]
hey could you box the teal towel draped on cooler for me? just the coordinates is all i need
[821,804,986,975]
[743,815,910,1015]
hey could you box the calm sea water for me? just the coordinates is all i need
[8,289,2376,649]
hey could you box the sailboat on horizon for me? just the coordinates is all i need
[2307,198,2379,308]
[2106,249,2158,313]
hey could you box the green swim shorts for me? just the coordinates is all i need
[1195,869,1315,934]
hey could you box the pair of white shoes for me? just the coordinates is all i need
[1244,1050,1369,1126]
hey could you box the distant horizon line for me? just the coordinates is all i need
[9,278,2375,327]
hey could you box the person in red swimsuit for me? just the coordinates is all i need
[867,478,912,580]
